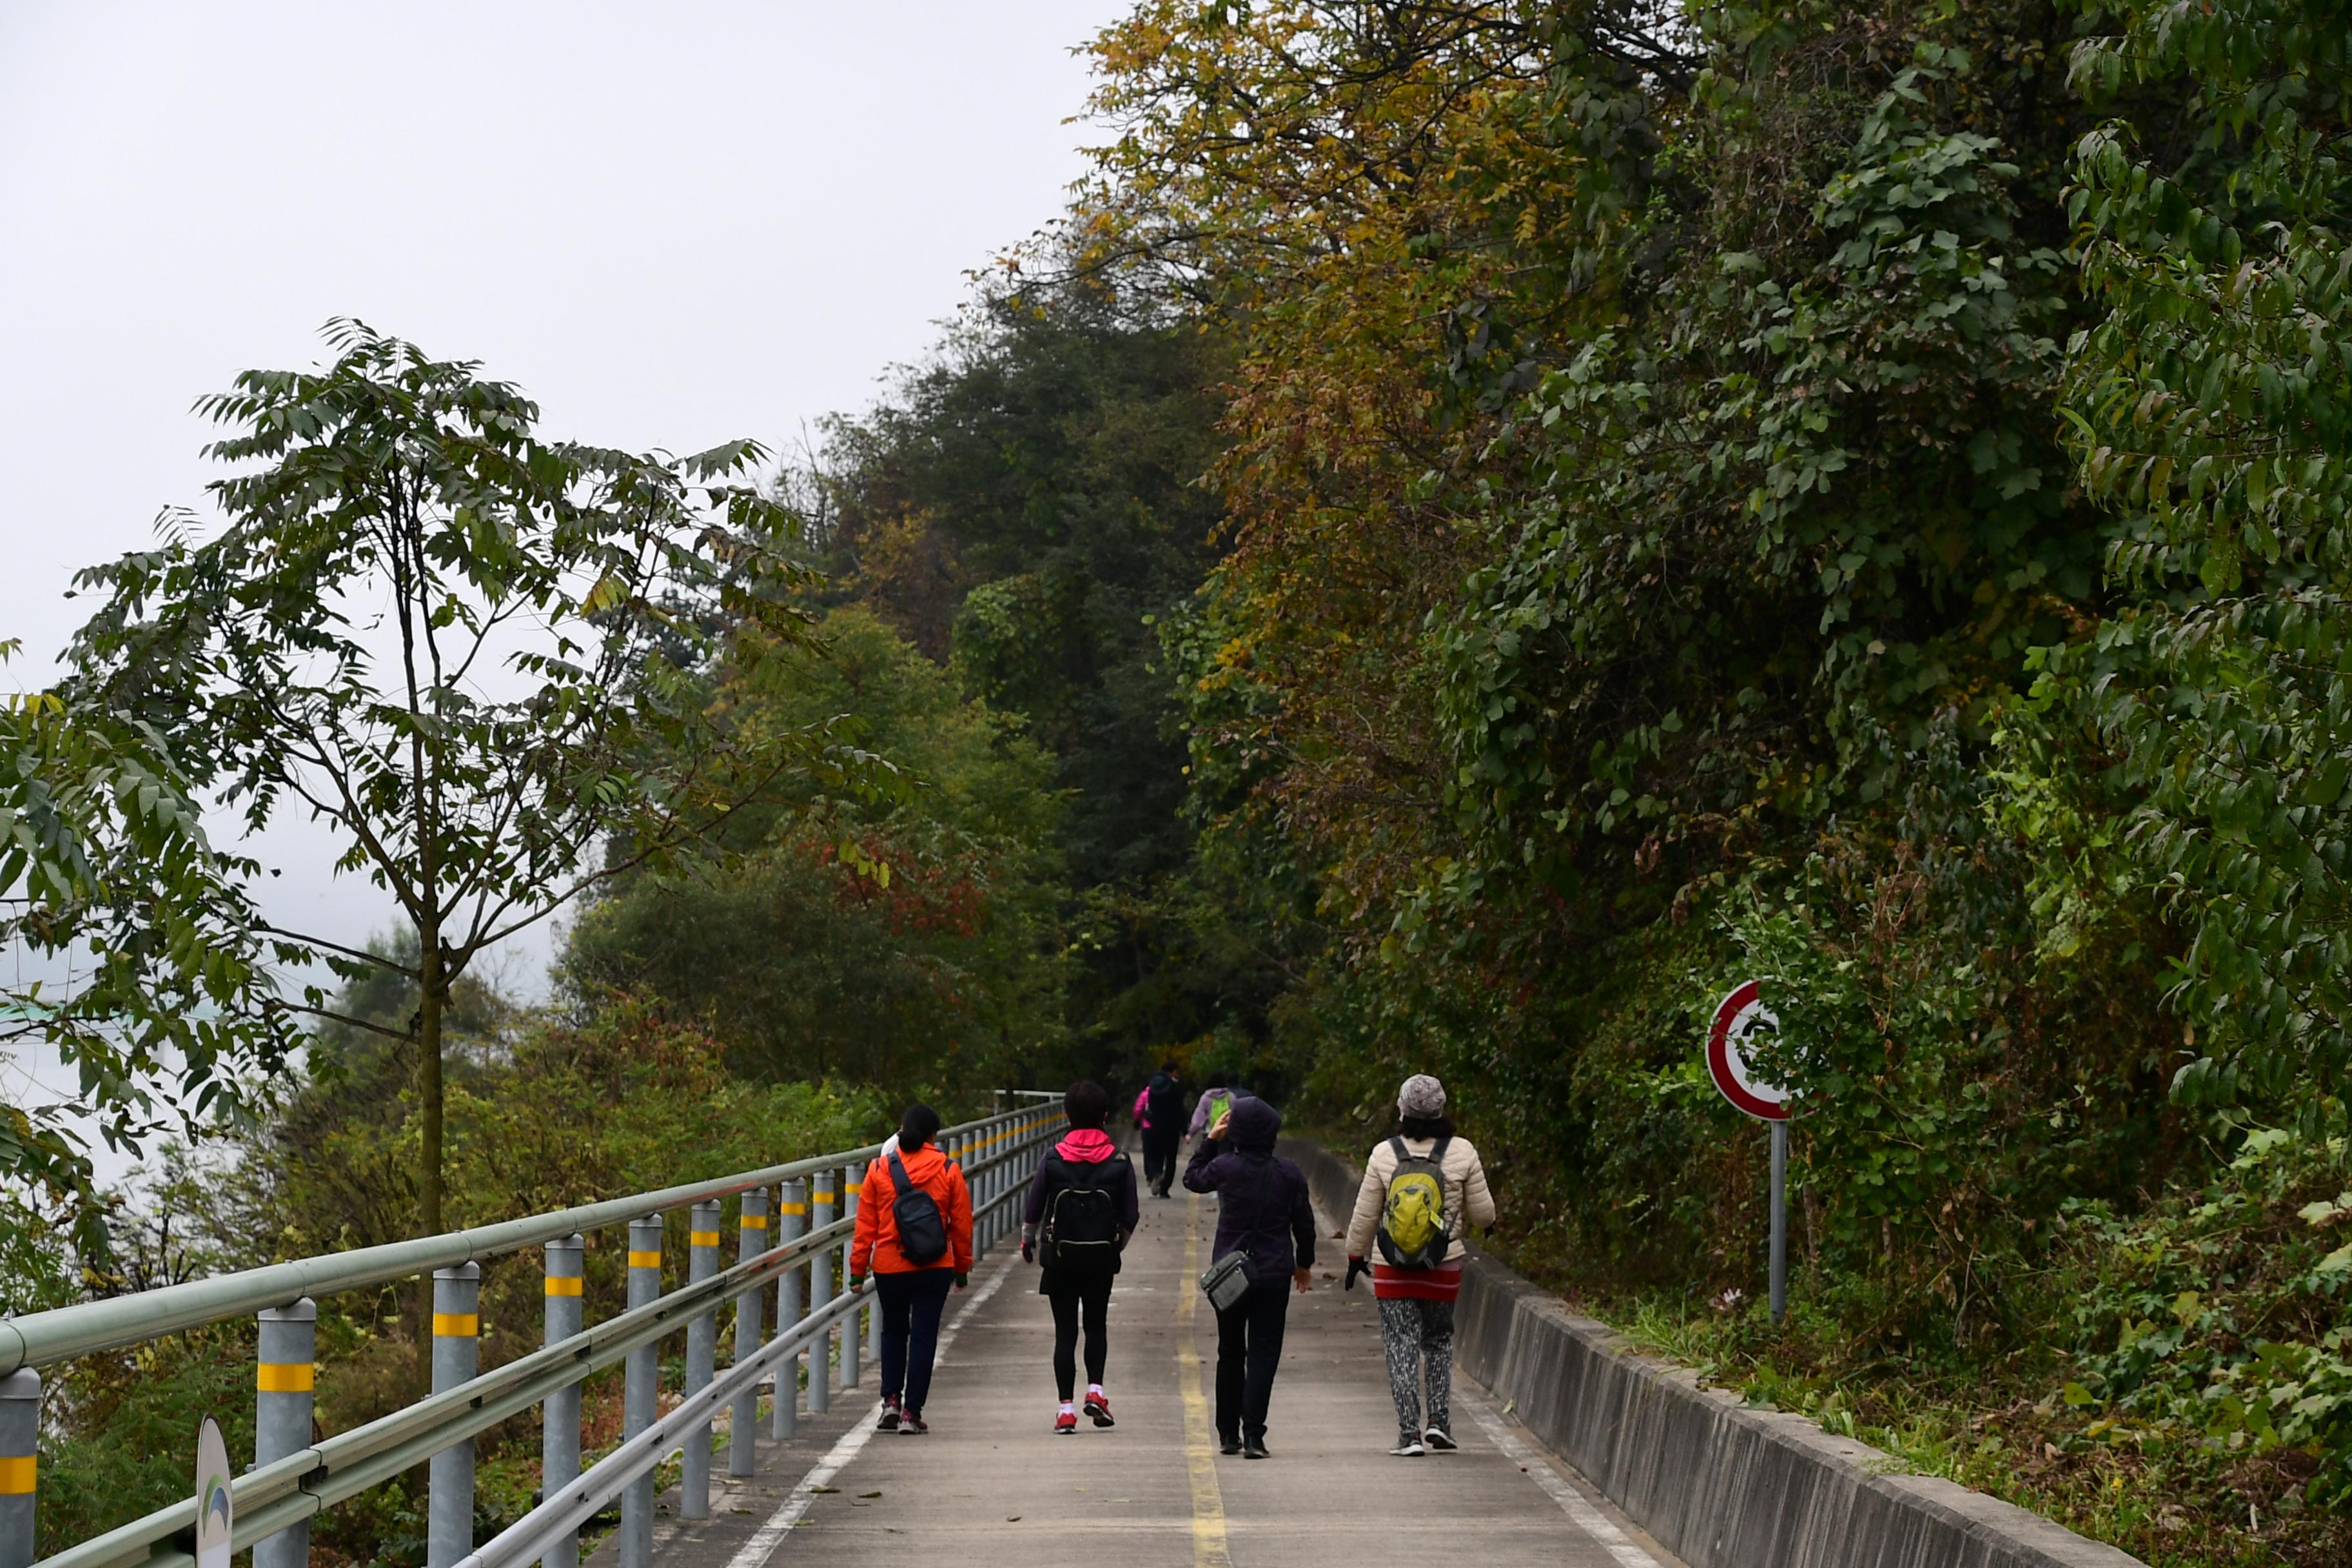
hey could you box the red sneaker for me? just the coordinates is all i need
[1054,1408,1079,1435]
[1084,1391,1115,1428]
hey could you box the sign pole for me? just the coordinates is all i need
[1769,1120,1787,1325]
[1707,979,1793,1326]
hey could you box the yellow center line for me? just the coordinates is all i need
[1178,1197,1232,1568]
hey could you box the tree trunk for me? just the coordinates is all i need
[418,917,444,1238]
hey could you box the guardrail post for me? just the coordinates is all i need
[541,1234,584,1568]
[729,1189,767,1478]
[807,1176,834,1415]
[428,1263,480,1568]
[989,1124,1006,1249]
[0,1368,36,1568]
[862,1170,880,1373]
[969,1130,986,1255]
[622,1215,662,1568]
[254,1298,316,1568]
[772,1180,805,1440]
[682,1199,721,1518]
[839,1167,861,1391]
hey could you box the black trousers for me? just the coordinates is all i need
[875,1268,955,1411]
[1141,1128,1182,1191]
[1047,1277,1112,1399]
[1213,1280,1291,1443]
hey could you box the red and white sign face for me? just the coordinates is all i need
[1707,979,1788,1121]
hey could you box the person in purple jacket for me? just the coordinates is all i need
[1182,1093,1315,1459]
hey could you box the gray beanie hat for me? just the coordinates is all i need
[1398,1073,1447,1118]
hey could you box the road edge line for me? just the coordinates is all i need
[723,1251,1018,1568]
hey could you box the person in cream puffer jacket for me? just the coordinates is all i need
[1344,1074,1497,1455]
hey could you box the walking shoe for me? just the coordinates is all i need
[1219,1432,1242,1455]
[877,1398,901,1432]
[1242,1440,1271,1460]
[1084,1389,1115,1427]
[898,1407,927,1434]
[1054,1407,1079,1435]
[1423,1426,1456,1451]
[1389,1435,1426,1456]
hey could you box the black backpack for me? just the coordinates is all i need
[888,1150,950,1266]
[1043,1157,1123,1268]
[1146,1072,1184,1126]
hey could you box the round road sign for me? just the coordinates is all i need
[1707,979,1788,1121]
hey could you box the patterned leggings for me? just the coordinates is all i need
[1377,1296,1455,1438]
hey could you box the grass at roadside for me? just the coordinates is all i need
[1551,1288,2344,1568]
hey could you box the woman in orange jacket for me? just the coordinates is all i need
[848,1103,974,1433]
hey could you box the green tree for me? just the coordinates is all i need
[2058,0,2352,1110]
[0,652,289,1273]
[66,320,856,1237]
[565,606,1069,1092]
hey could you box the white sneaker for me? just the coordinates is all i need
[1389,1436,1426,1457]
[1423,1427,1457,1451]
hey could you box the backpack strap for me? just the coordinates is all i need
[1429,1134,1451,1167]
[889,1150,917,1196]
[1387,1135,1409,1165]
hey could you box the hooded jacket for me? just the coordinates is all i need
[1021,1128,1139,1288]
[1181,1096,1315,1284]
[851,1140,974,1277]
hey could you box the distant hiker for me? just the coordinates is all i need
[1183,1093,1315,1459]
[1186,1081,1238,1141]
[849,1103,974,1435]
[1022,1079,1140,1433]
[1344,1073,1496,1456]
[1141,1063,1186,1198]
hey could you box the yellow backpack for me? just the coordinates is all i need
[1376,1135,1455,1269]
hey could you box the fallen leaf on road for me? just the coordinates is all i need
[809,1485,840,1494]
[858,1491,881,1499]
[1006,1515,1022,1522]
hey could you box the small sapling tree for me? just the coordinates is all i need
[68,321,864,1235]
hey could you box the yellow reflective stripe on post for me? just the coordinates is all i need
[845,1182,861,1195]
[627,1250,662,1269]
[256,1362,314,1393]
[740,1215,769,1230]
[544,1276,583,1296]
[778,1203,807,1216]
[431,1313,478,1337]
[0,1455,32,1494]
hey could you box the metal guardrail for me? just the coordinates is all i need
[4,1101,1063,1568]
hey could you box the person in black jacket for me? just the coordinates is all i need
[1022,1080,1140,1432]
[1140,1063,1185,1198]
[1182,1093,1314,1459]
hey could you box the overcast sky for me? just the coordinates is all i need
[0,1,1124,1026]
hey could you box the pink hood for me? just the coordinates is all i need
[1056,1128,1119,1163]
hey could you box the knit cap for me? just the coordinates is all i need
[1398,1073,1447,1118]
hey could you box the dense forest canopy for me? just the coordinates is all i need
[17,3,2352,1563]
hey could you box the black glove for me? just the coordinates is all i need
[1345,1257,1369,1291]
[1021,1239,1035,1264]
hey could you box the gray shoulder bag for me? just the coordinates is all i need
[1198,1249,1253,1311]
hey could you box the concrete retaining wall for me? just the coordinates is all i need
[1284,1137,2144,1568]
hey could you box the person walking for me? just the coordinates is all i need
[1140,1063,1185,1198]
[1344,1073,1496,1456]
[849,1103,974,1435]
[1185,1080,1237,1142]
[1022,1080,1140,1432]
[1182,1093,1315,1459]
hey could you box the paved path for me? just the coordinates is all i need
[616,1182,1681,1568]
